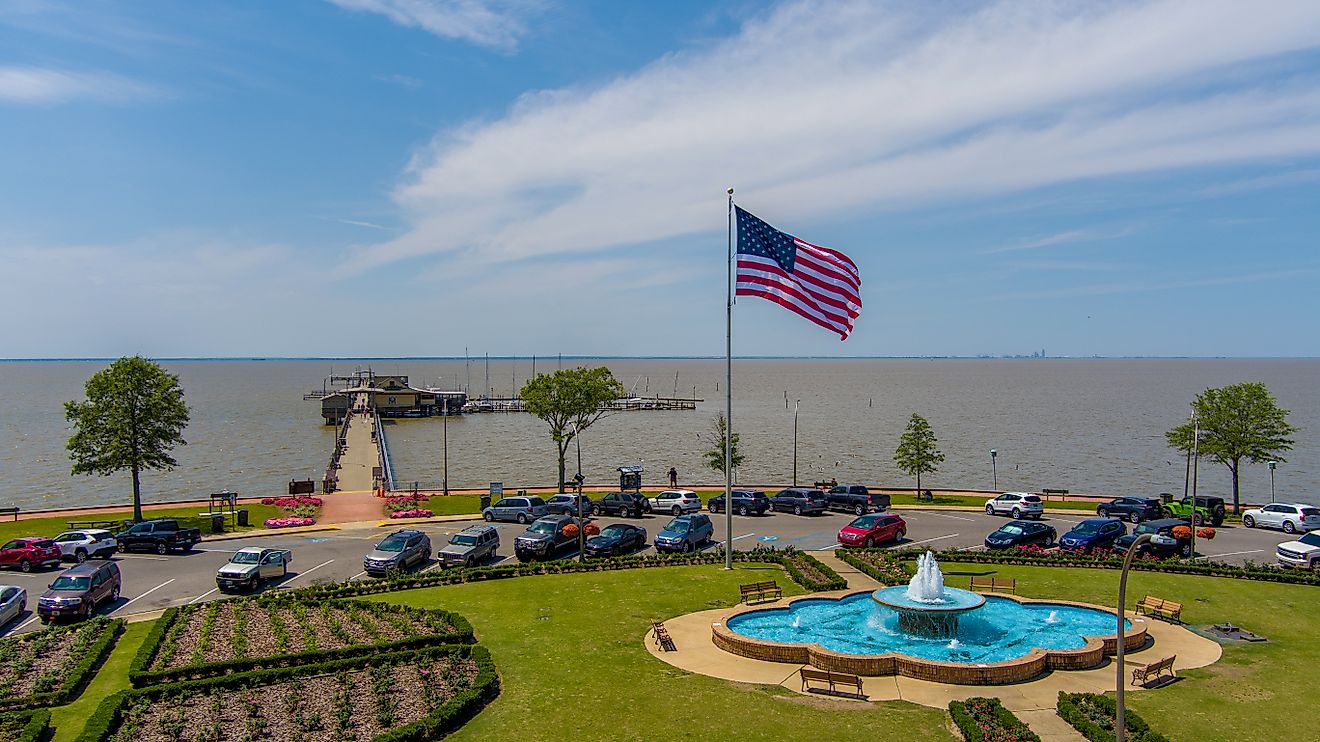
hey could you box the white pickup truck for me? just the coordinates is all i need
[215,547,292,592]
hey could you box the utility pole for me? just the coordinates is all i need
[442,397,449,496]
[1115,533,1151,742]
[792,400,800,487]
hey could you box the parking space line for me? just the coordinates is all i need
[420,562,443,574]
[903,533,959,547]
[283,559,334,585]
[193,547,240,553]
[817,543,842,551]
[1194,549,1263,561]
[116,579,176,613]
[115,554,170,561]
[731,533,756,541]
[188,587,220,605]
[348,570,367,581]
[12,615,40,633]
[922,512,975,522]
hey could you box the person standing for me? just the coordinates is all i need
[668,467,678,488]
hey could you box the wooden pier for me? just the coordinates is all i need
[323,392,391,493]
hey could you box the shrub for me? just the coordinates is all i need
[0,709,50,742]
[1056,692,1168,742]
[264,516,316,528]
[948,697,1039,742]
[0,618,123,712]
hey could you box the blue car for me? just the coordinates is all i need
[1059,518,1127,553]
[653,514,714,553]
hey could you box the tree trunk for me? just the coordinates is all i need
[1230,459,1241,514]
[916,471,921,499]
[132,465,143,522]
[557,440,569,494]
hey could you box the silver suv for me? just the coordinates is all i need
[363,529,431,576]
[437,525,500,567]
[483,496,549,524]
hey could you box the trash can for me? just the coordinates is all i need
[209,513,225,534]
[237,508,249,527]
[480,495,492,510]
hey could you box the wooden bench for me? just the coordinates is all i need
[1134,595,1183,623]
[650,620,676,652]
[799,667,865,698]
[1130,655,1176,686]
[970,576,1017,593]
[739,581,783,604]
[0,506,18,522]
[66,519,126,531]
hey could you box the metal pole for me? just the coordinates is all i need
[1190,417,1200,558]
[1115,533,1152,742]
[792,400,800,487]
[442,399,449,497]
[1269,461,1277,503]
[991,450,998,490]
[724,187,734,570]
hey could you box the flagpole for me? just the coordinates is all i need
[724,186,734,570]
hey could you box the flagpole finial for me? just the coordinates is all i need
[726,187,734,195]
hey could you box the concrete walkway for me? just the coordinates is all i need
[807,550,880,590]
[334,408,381,493]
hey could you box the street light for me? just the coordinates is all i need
[1268,461,1277,504]
[792,400,801,487]
[441,397,449,497]
[1115,532,1152,742]
[571,423,586,563]
[990,449,998,490]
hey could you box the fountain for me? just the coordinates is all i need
[870,551,986,637]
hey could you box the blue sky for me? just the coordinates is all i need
[2,0,1320,359]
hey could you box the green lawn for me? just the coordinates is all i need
[368,565,953,742]
[50,620,153,742]
[938,562,1317,742]
[895,494,1102,511]
[0,504,285,543]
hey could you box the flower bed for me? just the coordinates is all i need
[0,709,50,742]
[389,509,434,519]
[0,618,122,711]
[834,548,912,585]
[948,697,1039,742]
[260,496,323,508]
[265,516,316,528]
[130,598,473,686]
[1056,692,1169,742]
[79,644,497,742]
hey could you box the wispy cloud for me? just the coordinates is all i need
[993,267,1320,300]
[332,217,394,230]
[327,0,539,51]
[345,0,1320,275]
[375,72,423,89]
[0,65,156,105]
[985,226,1137,254]
[1200,168,1320,196]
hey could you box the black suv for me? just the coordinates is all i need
[707,489,770,516]
[1114,518,1193,559]
[826,485,890,515]
[594,492,648,518]
[1096,497,1163,524]
[770,488,827,515]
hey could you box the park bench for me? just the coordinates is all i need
[66,519,126,531]
[0,506,18,522]
[799,667,865,698]
[1134,595,1183,623]
[739,581,783,604]
[970,576,1017,593]
[813,479,838,490]
[1130,655,1177,686]
[650,620,676,652]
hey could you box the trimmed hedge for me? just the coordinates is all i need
[128,598,475,687]
[834,549,911,585]
[0,618,123,712]
[0,708,51,742]
[1056,692,1169,742]
[918,547,1320,586]
[77,643,497,742]
[947,697,1039,741]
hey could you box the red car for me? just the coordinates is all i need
[0,538,63,573]
[838,513,907,548]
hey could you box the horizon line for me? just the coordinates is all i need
[2,355,1318,362]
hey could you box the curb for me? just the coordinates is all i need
[201,524,342,542]
[372,514,483,528]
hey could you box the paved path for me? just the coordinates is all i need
[807,550,879,589]
[334,405,381,493]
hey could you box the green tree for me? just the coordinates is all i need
[1166,382,1298,514]
[701,413,745,481]
[65,356,190,522]
[520,367,625,492]
[894,413,944,496]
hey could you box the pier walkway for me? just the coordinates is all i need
[333,399,382,493]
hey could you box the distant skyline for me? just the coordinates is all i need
[3,1,1320,358]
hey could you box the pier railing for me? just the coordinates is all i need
[323,412,353,492]
[374,410,395,492]
[461,395,701,413]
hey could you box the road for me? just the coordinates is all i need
[0,506,1303,637]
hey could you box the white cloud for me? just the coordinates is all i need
[986,226,1137,254]
[327,0,537,50]
[0,65,155,104]
[348,0,1320,274]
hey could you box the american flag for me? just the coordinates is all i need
[734,206,861,340]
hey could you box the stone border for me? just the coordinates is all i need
[710,590,1148,685]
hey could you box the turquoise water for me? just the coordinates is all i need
[726,593,1128,664]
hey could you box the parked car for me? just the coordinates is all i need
[593,492,648,518]
[1276,531,1320,570]
[0,538,63,573]
[216,547,291,592]
[51,529,119,562]
[707,489,771,516]
[769,488,828,516]
[437,525,500,567]
[838,513,907,548]
[1242,503,1320,534]
[584,523,648,558]
[654,514,714,553]
[1114,518,1193,559]
[515,515,589,561]
[1058,518,1128,553]
[649,490,703,515]
[114,519,201,555]
[984,492,1045,519]
[482,496,549,524]
[363,529,432,576]
[545,494,593,517]
[826,485,891,516]
[984,520,1057,549]
[1095,497,1164,524]
[37,561,120,623]
[1160,494,1226,527]
[0,585,25,627]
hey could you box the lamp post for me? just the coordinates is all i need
[990,449,998,490]
[441,397,449,497]
[1268,460,1277,504]
[1115,532,1152,742]
[572,423,586,563]
[792,400,801,487]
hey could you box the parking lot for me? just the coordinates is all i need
[0,505,1305,637]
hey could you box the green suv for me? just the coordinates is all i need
[1159,493,1226,526]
